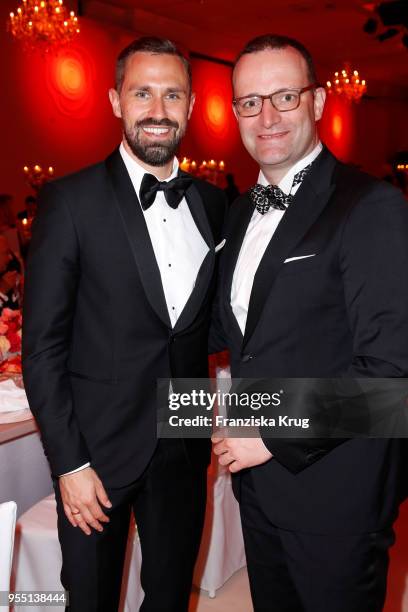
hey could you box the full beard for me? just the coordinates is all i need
[124,118,186,167]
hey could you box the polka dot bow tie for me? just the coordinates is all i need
[249,164,312,215]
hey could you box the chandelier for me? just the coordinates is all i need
[326,68,367,102]
[8,0,80,51]
[23,163,54,192]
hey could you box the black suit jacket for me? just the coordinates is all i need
[22,149,226,488]
[213,147,408,534]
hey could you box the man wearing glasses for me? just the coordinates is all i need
[212,34,408,611]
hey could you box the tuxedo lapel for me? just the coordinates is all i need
[105,149,171,328]
[173,179,215,333]
[243,148,337,348]
[182,173,214,249]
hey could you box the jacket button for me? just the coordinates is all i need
[241,353,253,363]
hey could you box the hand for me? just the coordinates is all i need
[211,435,272,473]
[59,467,112,535]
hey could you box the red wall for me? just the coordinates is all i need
[1,0,406,214]
[320,91,408,177]
[1,4,132,213]
[182,57,258,191]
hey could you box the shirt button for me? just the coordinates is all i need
[168,263,171,267]
[163,218,167,222]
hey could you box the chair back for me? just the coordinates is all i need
[0,501,17,590]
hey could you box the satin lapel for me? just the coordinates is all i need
[105,149,171,328]
[173,179,215,333]
[182,173,214,249]
[243,149,337,349]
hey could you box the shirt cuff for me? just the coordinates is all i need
[59,462,90,477]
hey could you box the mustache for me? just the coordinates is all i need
[136,118,179,130]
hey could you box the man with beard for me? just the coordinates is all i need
[22,37,226,612]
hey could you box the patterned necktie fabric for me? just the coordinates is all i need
[139,173,192,210]
[249,163,312,215]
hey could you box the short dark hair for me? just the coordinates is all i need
[233,34,317,84]
[115,36,192,93]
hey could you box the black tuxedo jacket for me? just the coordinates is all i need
[22,149,226,488]
[213,147,408,534]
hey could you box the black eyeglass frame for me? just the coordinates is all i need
[232,83,320,117]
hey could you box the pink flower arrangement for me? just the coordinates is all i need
[0,308,22,373]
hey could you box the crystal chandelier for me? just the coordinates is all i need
[326,68,367,102]
[8,0,80,51]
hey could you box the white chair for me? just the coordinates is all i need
[0,501,17,592]
[193,463,246,597]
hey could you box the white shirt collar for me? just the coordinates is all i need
[258,142,323,194]
[119,142,179,202]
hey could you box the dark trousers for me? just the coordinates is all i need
[55,439,207,612]
[239,470,394,612]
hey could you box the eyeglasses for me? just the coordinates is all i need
[233,84,318,117]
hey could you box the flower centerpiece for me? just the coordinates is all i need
[0,308,22,373]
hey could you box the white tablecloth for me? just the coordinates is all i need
[194,465,246,596]
[0,428,53,517]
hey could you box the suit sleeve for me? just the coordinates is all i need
[341,183,408,377]
[263,183,408,474]
[22,182,90,476]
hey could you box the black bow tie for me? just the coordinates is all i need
[139,173,192,211]
[249,164,312,215]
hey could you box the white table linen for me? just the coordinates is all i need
[194,465,246,597]
[0,428,53,517]
[0,380,30,423]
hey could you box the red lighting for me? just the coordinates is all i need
[45,48,94,118]
[332,113,343,140]
[184,57,241,168]
[319,95,353,161]
[55,56,86,99]
[205,93,227,134]
[181,57,257,190]
[9,18,124,188]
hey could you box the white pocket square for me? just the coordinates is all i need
[284,254,316,263]
[215,239,226,253]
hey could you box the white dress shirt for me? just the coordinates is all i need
[61,144,209,476]
[119,143,209,327]
[231,143,323,335]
